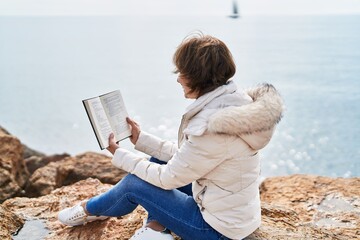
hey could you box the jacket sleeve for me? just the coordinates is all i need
[134,131,177,162]
[112,133,227,190]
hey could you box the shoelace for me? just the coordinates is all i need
[69,212,85,220]
[68,205,87,222]
[134,227,169,237]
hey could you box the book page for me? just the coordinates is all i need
[100,90,132,142]
[84,97,113,149]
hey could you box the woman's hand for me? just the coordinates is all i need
[107,133,119,155]
[126,117,141,145]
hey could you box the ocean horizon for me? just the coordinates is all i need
[1,14,359,178]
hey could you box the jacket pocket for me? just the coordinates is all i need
[196,185,207,211]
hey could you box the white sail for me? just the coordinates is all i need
[229,0,240,18]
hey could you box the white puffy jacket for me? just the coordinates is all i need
[112,80,284,239]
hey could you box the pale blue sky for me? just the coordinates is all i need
[1,0,360,16]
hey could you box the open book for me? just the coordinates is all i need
[82,90,132,150]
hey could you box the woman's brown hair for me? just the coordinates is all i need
[173,32,236,97]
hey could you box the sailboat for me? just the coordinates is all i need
[228,0,240,19]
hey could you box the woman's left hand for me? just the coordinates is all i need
[107,133,119,155]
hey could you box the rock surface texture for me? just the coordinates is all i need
[0,129,29,202]
[246,174,360,239]
[4,178,147,240]
[1,175,358,240]
[25,152,128,197]
[0,205,24,240]
[25,153,70,175]
[1,126,359,239]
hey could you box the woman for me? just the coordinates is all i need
[58,33,284,240]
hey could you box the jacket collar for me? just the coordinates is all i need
[180,82,284,150]
[183,80,237,120]
[207,83,284,150]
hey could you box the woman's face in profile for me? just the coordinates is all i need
[177,74,198,99]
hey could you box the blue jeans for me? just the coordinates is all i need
[86,157,230,240]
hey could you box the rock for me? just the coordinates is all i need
[3,178,147,240]
[0,205,24,240]
[2,125,358,240]
[4,174,358,239]
[246,174,360,239]
[58,152,127,186]
[24,161,60,197]
[25,153,70,175]
[25,152,127,197]
[0,125,45,160]
[22,144,46,160]
[0,130,29,202]
[0,126,11,135]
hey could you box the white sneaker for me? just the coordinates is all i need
[129,227,174,240]
[58,201,108,226]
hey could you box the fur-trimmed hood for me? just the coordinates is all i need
[182,81,284,150]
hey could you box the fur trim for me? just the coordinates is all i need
[207,83,284,135]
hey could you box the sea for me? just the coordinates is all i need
[0,14,359,178]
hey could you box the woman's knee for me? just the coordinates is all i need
[117,174,149,193]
